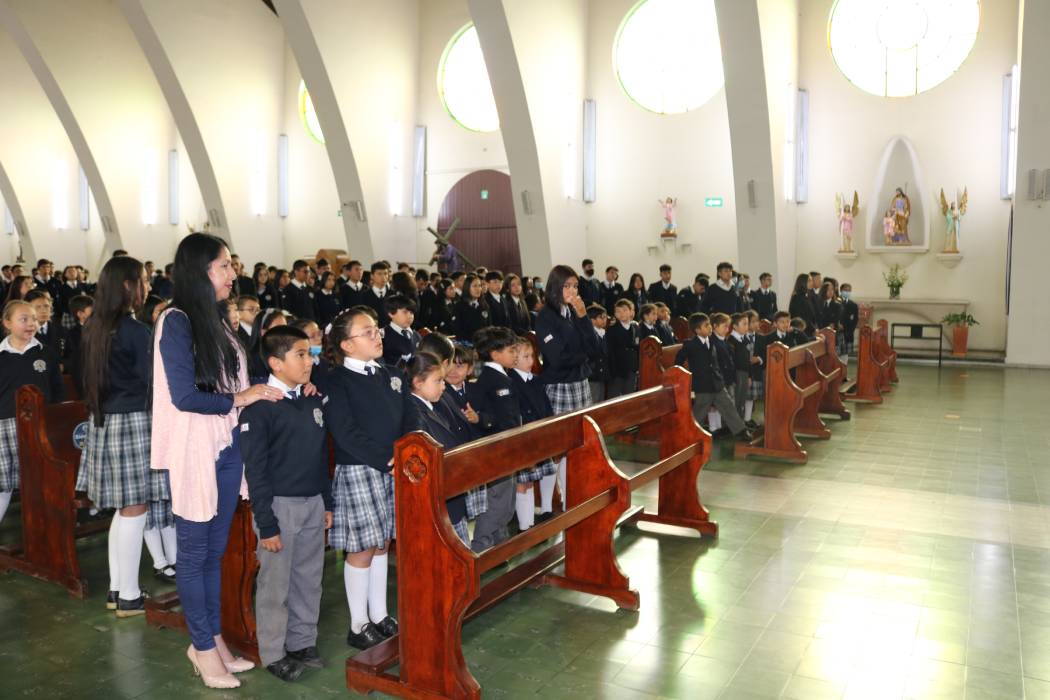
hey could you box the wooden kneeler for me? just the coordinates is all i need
[844,325,887,404]
[0,385,107,598]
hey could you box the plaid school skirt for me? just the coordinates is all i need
[61,312,77,331]
[147,469,174,530]
[749,376,764,401]
[544,379,593,416]
[452,518,469,545]
[465,485,487,519]
[331,464,395,553]
[516,458,557,484]
[0,417,19,492]
[77,411,152,509]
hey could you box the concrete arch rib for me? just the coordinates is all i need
[272,0,374,262]
[0,0,122,260]
[117,0,230,243]
[0,160,33,263]
[466,0,553,275]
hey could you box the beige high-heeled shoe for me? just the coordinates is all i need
[186,646,241,689]
[224,656,255,674]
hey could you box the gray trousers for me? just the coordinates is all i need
[254,495,325,665]
[734,371,751,417]
[471,477,514,552]
[607,372,637,399]
[694,389,747,435]
[589,380,607,403]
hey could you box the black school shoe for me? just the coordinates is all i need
[115,595,147,618]
[745,420,760,430]
[153,566,176,584]
[373,616,398,638]
[346,622,386,649]
[286,646,325,669]
[266,656,305,682]
[106,591,118,610]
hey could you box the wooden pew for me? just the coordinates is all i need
[0,385,106,598]
[346,366,712,699]
[734,338,836,463]
[843,325,887,404]
[814,328,851,420]
[636,336,683,442]
[874,319,899,387]
[671,316,690,342]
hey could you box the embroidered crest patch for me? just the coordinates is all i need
[481,311,489,318]
[313,408,324,428]
[543,334,554,344]
[389,376,402,393]
[72,421,88,450]
[496,388,511,397]
[241,423,250,432]
[32,359,46,373]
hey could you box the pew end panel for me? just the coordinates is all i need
[671,316,690,342]
[844,326,885,404]
[793,347,832,440]
[735,341,812,464]
[815,328,851,420]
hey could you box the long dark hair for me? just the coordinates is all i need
[628,273,645,293]
[791,273,809,298]
[172,233,240,391]
[82,256,146,425]
[4,275,32,303]
[543,265,579,311]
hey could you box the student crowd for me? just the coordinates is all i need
[0,243,860,688]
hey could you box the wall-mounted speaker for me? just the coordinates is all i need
[747,180,757,208]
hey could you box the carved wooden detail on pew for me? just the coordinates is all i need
[0,386,106,598]
[671,316,690,342]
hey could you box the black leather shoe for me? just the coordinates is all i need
[346,622,386,649]
[266,656,305,682]
[736,429,756,442]
[745,420,759,430]
[373,616,398,638]
[286,646,325,669]
[712,427,731,438]
[153,566,176,584]
[106,590,118,611]
[535,512,554,524]
[115,595,147,618]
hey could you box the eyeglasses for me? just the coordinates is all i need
[349,328,381,340]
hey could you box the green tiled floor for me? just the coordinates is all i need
[1,363,1049,698]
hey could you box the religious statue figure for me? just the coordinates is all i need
[889,187,911,244]
[659,197,677,238]
[882,209,895,245]
[939,187,968,254]
[835,191,859,253]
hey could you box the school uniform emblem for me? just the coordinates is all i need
[32,359,46,373]
[481,311,489,318]
[72,421,88,450]
[313,408,324,427]
[389,376,402,393]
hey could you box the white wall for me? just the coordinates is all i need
[796,0,1017,351]
[585,0,737,287]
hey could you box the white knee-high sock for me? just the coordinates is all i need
[142,527,168,570]
[744,400,754,422]
[345,561,370,634]
[539,474,556,513]
[556,458,567,507]
[515,489,534,530]
[709,410,722,431]
[0,491,11,525]
[160,526,177,565]
[117,512,146,600]
[108,512,122,592]
[368,553,390,624]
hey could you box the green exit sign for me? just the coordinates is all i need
[704,197,724,207]
[480,189,489,200]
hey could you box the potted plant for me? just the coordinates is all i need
[942,312,979,357]
[883,264,908,299]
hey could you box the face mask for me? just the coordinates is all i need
[309,345,322,357]
[841,291,851,301]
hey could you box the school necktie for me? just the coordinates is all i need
[286,389,298,400]
[366,365,376,376]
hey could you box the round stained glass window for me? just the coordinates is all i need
[613,0,725,115]
[298,80,324,144]
[438,23,500,132]
[828,0,981,97]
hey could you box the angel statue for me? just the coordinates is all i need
[659,196,678,238]
[835,191,859,253]
[882,209,896,245]
[889,187,911,244]
[939,187,968,254]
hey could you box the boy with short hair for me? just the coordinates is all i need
[654,302,676,345]
[363,262,391,325]
[586,304,610,403]
[840,283,859,355]
[750,273,778,321]
[675,314,752,441]
[283,260,316,321]
[607,299,639,398]
[727,313,758,426]
[240,326,333,682]
[237,295,261,346]
[381,294,420,367]
[647,264,677,315]
[484,270,509,327]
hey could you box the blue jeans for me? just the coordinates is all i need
[174,434,242,651]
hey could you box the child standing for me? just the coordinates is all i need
[240,326,333,681]
[0,300,65,526]
[324,307,413,650]
[727,313,759,428]
[466,326,520,550]
[675,314,751,441]
[637,303,660,342]
[654,303,676,345]
[586,304,610,403]
[382,294,421,368]
[606,299,639,398]
[509,337,558,528]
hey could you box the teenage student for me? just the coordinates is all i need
[361,262,391,326]
[840,283,859,355]
[0,300,65,527]
[789,273,817,333]
[323,307,413,650]
[702,262,741,316]
[647,264,677,315]
[502,273,532,335]
[485,271,510,328]
[452,273,490,341]
[675,313,753,442]
[240,326,332,682]
[750,273,778,321]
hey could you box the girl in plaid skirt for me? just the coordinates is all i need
[0,300,65,527]
[323,307,414,651]
[534,265,601,500]
[79,256,158,617]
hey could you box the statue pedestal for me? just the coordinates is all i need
[935,252,963,268]
[835,250,858,264]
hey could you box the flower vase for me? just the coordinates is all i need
[888,287,901,300]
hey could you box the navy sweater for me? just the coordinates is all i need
[675,337,725,394]
[324,362,416,471]
[100,315,152,415]
[413,395,468,526]
[0,343,65,419]
[534,306,600,384]
[466,366,520,435]
[240,392,333,539]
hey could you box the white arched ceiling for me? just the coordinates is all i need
[0,160,32,263]
[117,0,228,244]
[0,0,122,263]
[272,0,374,262]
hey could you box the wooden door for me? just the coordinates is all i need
[436,170,521,277]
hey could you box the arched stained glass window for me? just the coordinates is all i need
[613,0,725,115]
[828,0,981,98]
[298,80,324,144]
[438,23,500,133]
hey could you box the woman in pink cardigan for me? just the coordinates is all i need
[152,233,284,689]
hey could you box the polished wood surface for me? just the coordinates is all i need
[844,325,887,404]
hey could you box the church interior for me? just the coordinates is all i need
[1,0,1049,698]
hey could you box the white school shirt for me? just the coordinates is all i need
[267,375,303,399]
[343,356,382,376]
[0,336,42,355]
[484,362,508,376]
